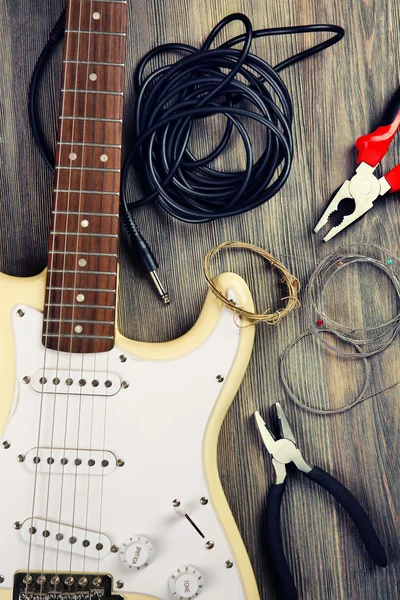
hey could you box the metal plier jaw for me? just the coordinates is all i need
[315,87,400,241]
[254,405,312,484]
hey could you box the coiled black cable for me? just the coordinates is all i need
[28,12,344,297]
[123,14,344,222]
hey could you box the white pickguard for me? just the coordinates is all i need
[0,298,247,599]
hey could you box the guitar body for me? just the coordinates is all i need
[0,269,260,600]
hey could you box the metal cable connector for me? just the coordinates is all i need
[149,271,170,304]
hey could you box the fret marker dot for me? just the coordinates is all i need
[89,73,97,81]
[81,219,89,228]
[100,154,108,163]
[75,325,83,334]
[77,294,85,303]
[69,152,77,161]
[78,258,87,267]
[93,12,101,20]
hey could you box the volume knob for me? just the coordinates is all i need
[119,535,154,570]
[169,566,203,599]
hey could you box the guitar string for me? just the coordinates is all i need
[67,0,99,576]
[24,0,77,592]
[50,0,87,582]
[63,0,97,577]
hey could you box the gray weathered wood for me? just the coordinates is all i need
[0,1,399,598]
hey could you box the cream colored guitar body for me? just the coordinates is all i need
[0,269,259,600]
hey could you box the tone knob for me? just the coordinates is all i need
[169,565,203,599]
[119,535,154,570]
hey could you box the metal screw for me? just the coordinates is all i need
[78,577,88,587]
[22,376,31,384]
[50,576,60,586]
[216,375,224,383]
[64,577,75,587]
[121,381,129,389]
[119,354,127,363]
[37,576,46,585]
[23,576,33,585]
[205,541,214,549]
[14,521,22,530]
[172,499,181,508]
[225,560,233,569]
[111,544,119,553]
[105,380,112,388]
[200,497,208,505]
[116,458,125,467]
[17,454,25,462]
[92,379,99,387]
[116,581,124,590]
[93,577,102,587]
[17,309,25,318]
[0,576,4,584]
[2,441,10,449]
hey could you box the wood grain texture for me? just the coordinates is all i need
[0,1,399,598]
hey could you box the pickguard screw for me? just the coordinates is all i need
[2,441,10,449]
[0,576,4,584]
[17,454,25,462]
[200,497,208,505]
[78,577,88,587]
[93,577,102,587]
[22,376,31,384]
[14,521,22,530]
[116,581,124,589]
[111,544,119,553]
[116,458,125,467]
[121,381,129,389]
[205,541,214,549]
[50,576,60,586]
[216,374,224,383]
[225,560,233,569]
[119,354,127,362]
[172,499,181,508]
[17,309,25,318]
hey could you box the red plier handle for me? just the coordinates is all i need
[355,86,400,169]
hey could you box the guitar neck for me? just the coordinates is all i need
[44,0,128,354]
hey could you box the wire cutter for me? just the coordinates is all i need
[314,87,400,241]
[254,403,387,600]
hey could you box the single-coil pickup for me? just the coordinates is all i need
[20,518,110,559]
[24,448,116,475]
[29,370,121,396]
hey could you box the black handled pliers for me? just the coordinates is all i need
[255,403,387,600]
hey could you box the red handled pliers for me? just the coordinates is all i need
[314,87,400,241]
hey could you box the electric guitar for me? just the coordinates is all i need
[0,1,259,599]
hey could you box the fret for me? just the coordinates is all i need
[61,89,123,96]
[59,120,123,145]
[64,33,126,63]
[48,287,116,293]
[46,288,116,305]
[59,117,123,123]
[59,92,123,120]
[51,232,119,238]
[55,170,120,193]
[49,235,118,255]
[49,251,118,257]
[54,190,120,195]
[67,0,127,33]
[64,60,125,67]
[49,254,117,272]
[51,214,119,235]
[58,167,121,172]
[44,334,114,340]
[63,64,124,93]
[45,303,116,309]
[84,1,127,3]
[50,270,117,275]
[45,319,116,324]
[52,193,119,213]
[65,30,126,36]
[53,211,119,217]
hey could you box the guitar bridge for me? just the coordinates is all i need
[13,573,114,600]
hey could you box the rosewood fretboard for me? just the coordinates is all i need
[43,0,128,354]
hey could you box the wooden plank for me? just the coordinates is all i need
[0,0,399,598]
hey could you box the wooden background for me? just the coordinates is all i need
[0,1,399,598]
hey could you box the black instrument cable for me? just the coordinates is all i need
[28,12,344,300]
